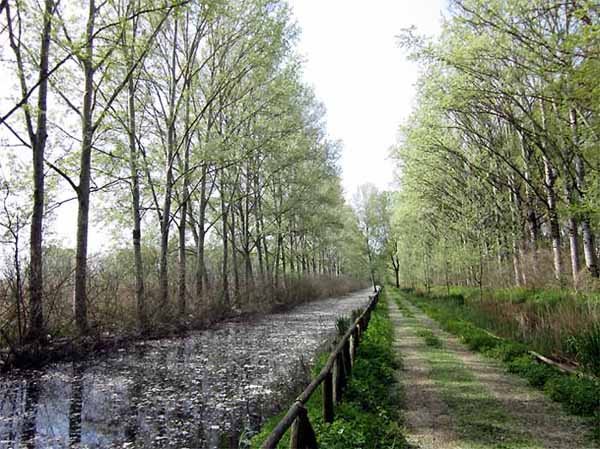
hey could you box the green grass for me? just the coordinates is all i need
[389,290,541,449]
[398,288,600,439]
[249,290,408,449]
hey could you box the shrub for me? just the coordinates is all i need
[567,322,600,377]
[507,355,557,388]
[544,376,600,416]
[485,341,529,362]
[447,293,465,305]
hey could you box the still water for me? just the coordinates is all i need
[0,289,371,449]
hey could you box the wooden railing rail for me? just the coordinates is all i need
[261,287,381,449]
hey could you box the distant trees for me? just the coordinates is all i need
[0,0,370,347]
[394,0,600,291]
[352,184,394,290]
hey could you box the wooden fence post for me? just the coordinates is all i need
[334,353,345,403]
[351,328,358,364]
[289,404,318,449]
[322,370,334,423]
[343,339,352,375]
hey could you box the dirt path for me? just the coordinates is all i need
[391,298,598,449]
[390,300,460,449]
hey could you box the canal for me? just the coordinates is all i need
[0,289,372,448]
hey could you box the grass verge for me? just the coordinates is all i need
[398,288,600,441]
[249,290,408,449]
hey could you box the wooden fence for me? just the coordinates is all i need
[260,287,381,449]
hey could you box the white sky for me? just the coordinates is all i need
[289,0,446,197]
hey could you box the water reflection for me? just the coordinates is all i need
[23,379,39,449]
[69,363,83,447]
[0,290,370,448]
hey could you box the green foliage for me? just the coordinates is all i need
[420,286,600,376]
[543,376,600,417]
[392,0,600,294]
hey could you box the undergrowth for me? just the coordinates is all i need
[416,328,443,348]
[249,290,408,449]
[425,285,600,375]
[400,288,600,439]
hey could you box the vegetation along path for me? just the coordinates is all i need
[390,292,597,449]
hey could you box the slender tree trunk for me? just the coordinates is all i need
[253,168,265,283]
[244,249,253,288]
[158,21,178,309]
[196,220,206,297]
[580,211,598,277]
[571,109,599,278]
[544,156,563,285]
[519,132,539,275]
[126,28,146,330]
[280,233,286,284]
[158,155,174,308]
[509,176,524,287]
[274,231,281,287]
[540,102,563,285]
[128,79,146,330]
[27,0,54,342]
[177,84,192,320]
[195,169,208,300]
[73,0,97,335]
[289,228,295,274]
[220,180,230,308]
[230,209,240,302]
[178,199,188,319]
[563,174,580,288]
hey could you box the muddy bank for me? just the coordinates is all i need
[0,288,371,449]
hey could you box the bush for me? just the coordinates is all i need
[447,293,465,305]
[544,376,600,416]
[507,355,557,388]
[485,341,529,362]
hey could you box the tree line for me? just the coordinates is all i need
[390,0,600,292]
[0,0,370,349]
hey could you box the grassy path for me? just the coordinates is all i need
[390,292,597,449]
